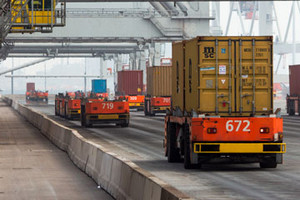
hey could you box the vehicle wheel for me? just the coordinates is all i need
[80,105,86,126]
[85,119,92,128]
[183,123,200,169]
[144,102,149,116]
[64,103,68,119]
[260,158,277,168]
[167,122,181,163]
[121,123,129,127]
[289,109,295,116]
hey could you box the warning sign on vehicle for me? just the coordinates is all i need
[219,65,226,75]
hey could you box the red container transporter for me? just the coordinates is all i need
[26,90,48,102]
[145,97,171,115]
[118,95,145,110]
[117,70,143,96]
[55,91,84,119]
[81,98,130,127]
[287,65,300,115]
[165,36,286,169]
[55,93,64,116]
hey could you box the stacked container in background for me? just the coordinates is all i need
[145,66,172,116]
[117,70,143,95]
[91,79,107,93]
[26,82,35,92]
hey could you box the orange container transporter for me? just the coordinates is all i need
[55,91,84,119]
[81,98,130,127]
[64,97,81,120]
[145,65,172,116]
[119,95,145,110]
[36,91,48,102]
[26,90,48,102]
[55,93,64,116]
[145,97,171,116]
[165,36,286,169]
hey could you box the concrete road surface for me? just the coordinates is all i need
[0,101,113,200]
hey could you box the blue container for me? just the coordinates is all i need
[92,79,107,93]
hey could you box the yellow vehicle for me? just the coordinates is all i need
[11,0,65,32]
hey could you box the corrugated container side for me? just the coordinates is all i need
[172,41,185,110]
[26,82,35,92]
[289,65,300,96]
[117,70,143,95]
[174,36,273,117]
[92,79,107,93]
[147,66,172,96]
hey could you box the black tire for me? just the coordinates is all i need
[167,122,181,163]
[121,123,129,127]
[183,123,200,169]
[260,158,277,168]
[144,100,149,116]
[55,103,58,116]
[64,103,68,119]
[85,118,92,128]
[80,105,86,127]
[288,100,295,116]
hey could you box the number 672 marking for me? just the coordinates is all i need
[226,120,250,132]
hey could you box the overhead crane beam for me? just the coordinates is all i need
[0,58,51,75]
[5,75,103,78]
[59,0,205,2]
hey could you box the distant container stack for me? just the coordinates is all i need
[26,82,35,92]
[117,70,143,95]
[144,66,172,116]
[287,65,300,115]
[146,66,172,97]
[91,79,107,93]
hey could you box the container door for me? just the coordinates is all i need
[198,39,235,115]
[235,39,273,115]
[172,42,185,111]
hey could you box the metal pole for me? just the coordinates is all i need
[84,58,87,94]
[51,0,53,29]
[44,62,46,91]
[225,2,234,36]
[237,2,245,35]
[31,0,33,27]
[249,1,257,36]
[11,58,14,95]
[292,1,296,64]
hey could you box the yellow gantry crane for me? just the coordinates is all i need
[0,0,65,44]
[11,0,66,32]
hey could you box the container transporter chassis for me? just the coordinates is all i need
[164,115,286,169]
[80,99,130,128]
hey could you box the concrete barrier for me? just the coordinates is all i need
[3,97,193,200]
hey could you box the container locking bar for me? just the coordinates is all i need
[215,39,219,114]
[252,39,256,115]
[239,39,243,114]
[228,39,232,114]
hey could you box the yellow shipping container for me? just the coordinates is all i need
[147,66,172,97]
[172,36,273,117]
[172,41,186,110]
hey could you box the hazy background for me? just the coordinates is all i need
[0,1,296,94]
